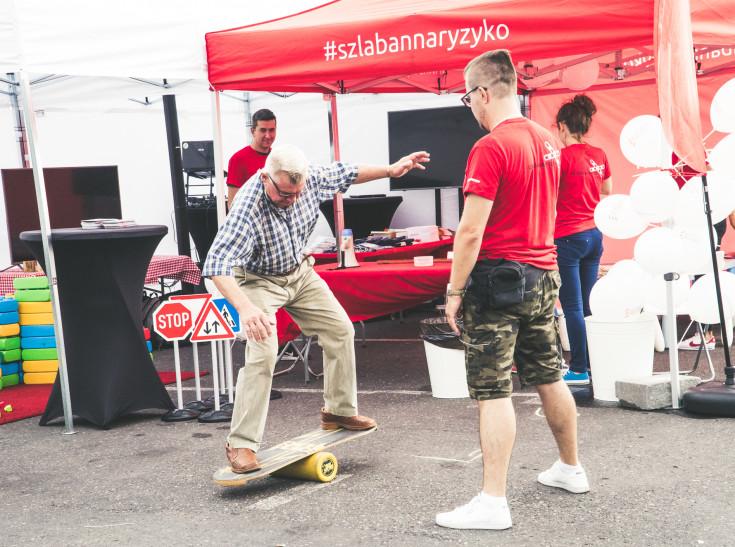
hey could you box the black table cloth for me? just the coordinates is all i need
[20,226,174,427]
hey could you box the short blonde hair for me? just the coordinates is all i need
[265,145,308,185]
[464,49,517,99]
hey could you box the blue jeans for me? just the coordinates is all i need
[555,228,604,373]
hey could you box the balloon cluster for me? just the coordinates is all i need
[590,78,735,324]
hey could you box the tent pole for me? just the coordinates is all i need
[7,73,29,168]
[163,95,191,258]
[18,71,75,435]
[210,90,227,227]
[326,94,344,266]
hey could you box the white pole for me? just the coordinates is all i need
[173,340,184,409]
[210,341,221,411]
[225,340,235,404]
[210,90,227,227]
[192,341,202,401]
[18,71,75,435]
[665,274,681,408]
[218,340,226,395]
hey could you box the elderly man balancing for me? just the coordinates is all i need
[436,49,589,531]
[203,144,429,473]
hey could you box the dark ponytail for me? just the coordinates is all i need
[555,94,597,136]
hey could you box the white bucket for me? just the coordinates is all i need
[585,313,657,402]
[423,341,470,398]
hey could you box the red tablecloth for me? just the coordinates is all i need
[311,238,454,266]
[276,260,452,342]
[0,255,201,295]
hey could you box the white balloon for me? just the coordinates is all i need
[594,194,648,239]
[707,133,735,178]
[634,227,682,275]
[607,259,654,294]
[673,171,735,227]
[629,170,679,222]
[643,274,691,314]
[589,274,644,321]
[710,77,735,133]
[675,223,717,275]
[559,59,599,91]
[687,272,735,324]
[619,115,673,168]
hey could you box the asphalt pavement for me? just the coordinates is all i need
[2,304,734,546]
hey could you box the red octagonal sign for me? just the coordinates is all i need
[152,301,193,341]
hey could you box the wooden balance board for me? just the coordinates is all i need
[213,425,377,487]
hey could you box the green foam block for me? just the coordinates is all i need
[0,337,20,351]
[13,289,51,302]
[0,373,20,389]
[22,348,58,360]
[0,348,21,363]
[12,277,48,290]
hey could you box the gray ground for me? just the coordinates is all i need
[2,304,734,546]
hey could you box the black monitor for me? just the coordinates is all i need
[1,166,123,263]
[388,105,487,191]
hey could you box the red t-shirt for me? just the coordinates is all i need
[464,117,560,270]
[554,143,611,238]
[226,145,270,189]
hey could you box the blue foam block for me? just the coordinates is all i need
[0,298,19,313]
[20,325,55,337]
[0,362,20,375]
[0,311,20,325]
[20,336,57,349]
[146,341,152,352]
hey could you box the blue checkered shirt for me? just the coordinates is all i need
[202,162,358,277]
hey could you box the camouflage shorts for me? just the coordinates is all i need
[462,270,562,400]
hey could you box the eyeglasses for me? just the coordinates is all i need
[264,172,301,199]
[461,86,486,107]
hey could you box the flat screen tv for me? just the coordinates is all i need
[388,105,488,191]
[1,166,122,263]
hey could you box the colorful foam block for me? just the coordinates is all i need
[20,325,54,337]
[0,373,20,388]
[0,336,20,351]
[18,301,52,314]
[144,327,151,340]
[1,349,22,364]
[12,277,47,290]
[21,336,56,349]
[23,371,57,384]
[1,362,20,375]
[22,360,59,373]
[19,313,54,326]
[21,348,58,360]
[146,340,152,352]
[0,324,20,337]
[13,289,51,302]
[0,311,20,325]
[0,298,19,313]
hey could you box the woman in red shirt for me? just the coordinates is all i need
[554,95,612,385]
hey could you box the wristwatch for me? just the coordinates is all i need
[446,283,466,297]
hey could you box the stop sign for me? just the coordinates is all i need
[152,301,193,341]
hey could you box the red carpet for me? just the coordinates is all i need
[0,371,208,425]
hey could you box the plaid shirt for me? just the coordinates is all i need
[203,162,358,277]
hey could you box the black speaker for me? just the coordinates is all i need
[182,141,214,172]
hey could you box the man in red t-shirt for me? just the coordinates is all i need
[226,109,277,207]
[436,50,589,532]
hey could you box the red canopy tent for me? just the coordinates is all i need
[205,0,735,262]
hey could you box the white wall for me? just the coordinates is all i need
[0,78,465,267]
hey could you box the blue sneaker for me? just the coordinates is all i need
[563,370,589,385]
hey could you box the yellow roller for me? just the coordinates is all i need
[18,301,52,314]
[0,324,20,337]
[272,451,338,482]
[19,313,54,326]
[23,371,57,384]
[23,360,59,373]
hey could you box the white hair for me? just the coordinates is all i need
[264,145,308,185]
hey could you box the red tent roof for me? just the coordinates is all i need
[206,0,659,93]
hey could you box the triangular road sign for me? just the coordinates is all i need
[190,300,235,342]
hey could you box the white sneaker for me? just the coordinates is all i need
[538,459,590,493]
[435,495,512,530]
[678,333,716,351]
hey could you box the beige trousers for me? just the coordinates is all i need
[227,257,358,451]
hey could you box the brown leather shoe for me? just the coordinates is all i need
[225,443,261,473]
[321,408,377,430]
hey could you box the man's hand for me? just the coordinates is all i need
[239,302,276,342]
[445,294,463,336]
[389,151,430,178]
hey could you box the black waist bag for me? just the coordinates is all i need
[467,258,542,311]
